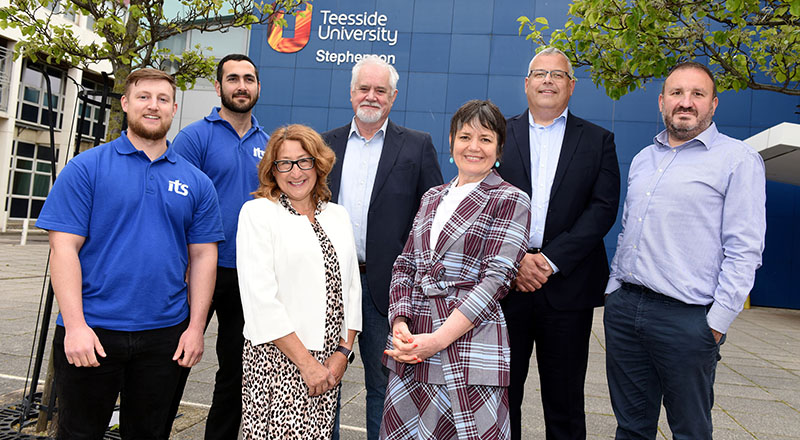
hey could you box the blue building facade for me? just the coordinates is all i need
[248,0,800,309]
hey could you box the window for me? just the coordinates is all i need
[157,26,249,74]
[0,44,10,112]
[16,61,66,129]
[45,0,77,22]
[7,141,57,219]
[76,77,112,142]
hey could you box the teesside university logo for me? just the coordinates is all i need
[267,3,313,53]
[267,4,399,65]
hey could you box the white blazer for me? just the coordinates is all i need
[237,197,362,351]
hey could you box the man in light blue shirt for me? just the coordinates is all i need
[498,47,621,440]
[604,61,766,439]
[322,55,443,440]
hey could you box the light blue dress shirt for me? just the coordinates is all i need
[606,123,766,333]
[338,118,388,262]
[528,108,568,272]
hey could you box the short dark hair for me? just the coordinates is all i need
[449,100,507,158]
[216,54,259,83]
[662,61,717,98]
[124,68,176,100]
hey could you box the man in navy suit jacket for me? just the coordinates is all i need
[497,48,620,440]
[322,55,443,440]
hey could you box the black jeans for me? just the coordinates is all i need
[165,267,244,439]
[53,319,188,440]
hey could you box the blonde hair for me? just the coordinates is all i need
[124,68,176,100]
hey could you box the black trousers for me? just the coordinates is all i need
[165,267,244,439]
[501,290,594,440]
[54,319,188,440]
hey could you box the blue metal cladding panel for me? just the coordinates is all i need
[412,0,454,33]
[453,0,494,34]
[292,68,333,108]
[249,0,800,309]
[406,72,448,113]
[446,74,489,114]
[493,0,536,35]
[449,34,491,75]
[409,33,452,73]
[490,35,535,75]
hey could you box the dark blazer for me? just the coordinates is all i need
[323,119,443,315]
[497,110,620,310]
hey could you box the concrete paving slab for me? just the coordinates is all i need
[1,242,799,439]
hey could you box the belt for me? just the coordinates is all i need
[526,247,541,254]
[621,282,659,296]
[358,263,367,274]
[620,282,708,309]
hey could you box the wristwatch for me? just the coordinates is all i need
[335,345,355,364]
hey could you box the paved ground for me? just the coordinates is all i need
[1,236,799,438]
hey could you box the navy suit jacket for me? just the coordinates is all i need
[323,119,443,315]
[497,110,620,310]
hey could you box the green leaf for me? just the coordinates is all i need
[535,17,548,25]
[725,0,742,12]
[790,0,800,17]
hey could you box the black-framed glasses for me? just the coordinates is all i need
[273,157,315,172]
[528,69,572,81]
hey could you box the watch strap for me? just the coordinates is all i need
[335,345,355,364]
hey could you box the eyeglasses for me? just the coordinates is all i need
[528,69,572,81]
[273,157,315,173]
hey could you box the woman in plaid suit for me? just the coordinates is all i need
[380,100,532,440]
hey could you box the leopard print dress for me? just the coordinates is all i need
[241,194,345,439]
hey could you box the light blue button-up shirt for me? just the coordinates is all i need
[606,123,766,333]
[338,118,387,262]
[528,107,567,272]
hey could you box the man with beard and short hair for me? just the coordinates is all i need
[604,61,766,439]
[36,68,224,438]
[168,54,269,439]
[322,55,443,440]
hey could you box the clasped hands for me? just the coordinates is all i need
[302,350,350,397]
[384,319,444,364]
[512,252,553,292]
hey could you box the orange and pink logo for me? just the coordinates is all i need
[268,3,313,53]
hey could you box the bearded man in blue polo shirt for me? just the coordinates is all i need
[36,68,224,439]
[169,53,268,439]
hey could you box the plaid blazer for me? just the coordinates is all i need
[384,170,531,387]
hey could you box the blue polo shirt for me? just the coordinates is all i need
[171,108,269,268]
[36,132,225,331]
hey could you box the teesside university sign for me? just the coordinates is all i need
[267,4,399,65]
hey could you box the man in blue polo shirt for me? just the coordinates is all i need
[36,68,224,438]
[169,53,268,439]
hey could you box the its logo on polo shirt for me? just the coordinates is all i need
[268,3,312,53]
[253,147,265,159]
[168,179,189,196]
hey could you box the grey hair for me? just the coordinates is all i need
[528,47,574,78]
[350,55,399,93]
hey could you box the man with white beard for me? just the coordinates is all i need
[322,55,442,440]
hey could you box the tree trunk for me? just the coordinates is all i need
[105,65,129,142]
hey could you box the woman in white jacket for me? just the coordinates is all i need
[237,124,361,439]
